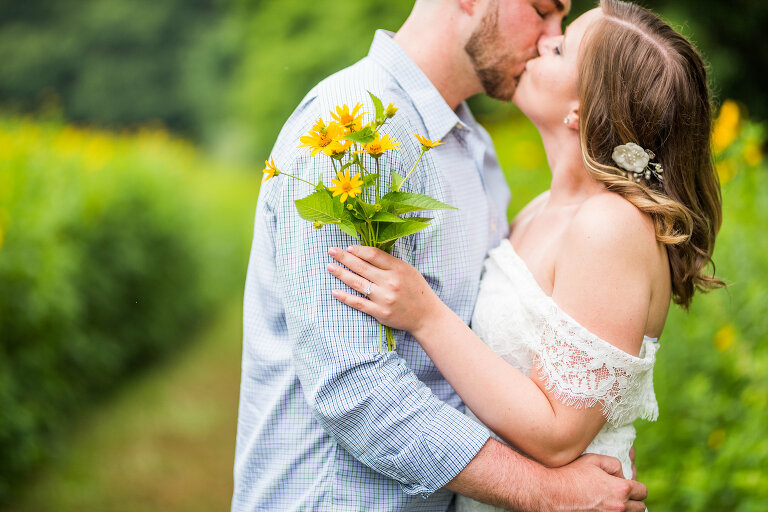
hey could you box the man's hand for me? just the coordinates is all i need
[539,453,647,512]
[446,440,647,512]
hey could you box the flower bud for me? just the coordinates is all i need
[374,203,382,212]
[346,204,355,211]
[313,221,324,229]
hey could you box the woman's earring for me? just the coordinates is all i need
[563,116,570,125]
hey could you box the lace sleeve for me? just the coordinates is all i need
[533,301,660,427]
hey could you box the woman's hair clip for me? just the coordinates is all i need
[611,142,664,183]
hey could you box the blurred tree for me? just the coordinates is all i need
[0,0,237,138]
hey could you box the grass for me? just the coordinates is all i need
[6,300,244,512]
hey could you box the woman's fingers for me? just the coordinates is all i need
[345,245,396,270]
[331,289,382,319]
[328,247,382,281]
[327,262,374,297]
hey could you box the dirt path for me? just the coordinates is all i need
[7,300,244,512]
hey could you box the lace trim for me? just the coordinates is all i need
[490,240,660,427]
[534,303,659,426]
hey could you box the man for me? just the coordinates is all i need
[233,0,648,510]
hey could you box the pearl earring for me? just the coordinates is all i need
[563,116,570,125]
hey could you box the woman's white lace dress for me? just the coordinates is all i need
[456,239,660,512]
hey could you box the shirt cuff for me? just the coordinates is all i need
[398,402,491,497]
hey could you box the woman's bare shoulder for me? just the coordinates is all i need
[511,190,551,234]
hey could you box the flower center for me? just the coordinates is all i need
[318,134,332,147]
[369,143,382,154]
[341,181,354,192]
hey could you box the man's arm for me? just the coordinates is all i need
[265,127,491,497]
[447,439,648,511]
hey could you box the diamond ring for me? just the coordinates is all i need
[363,281,372,296]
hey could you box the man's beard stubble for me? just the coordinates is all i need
[464,3,521,102]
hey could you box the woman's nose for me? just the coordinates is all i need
[537,35,557,56]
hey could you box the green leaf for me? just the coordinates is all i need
[339,218,359,239]
[376,219,430,244]
[362,173,379,188]
[380,191,458,215]
[359,201,376,219]
[294,190,342,223]
[368,91,385,123]
[370,211,405,223]
[344,125,376,144]
[389,170,403,191]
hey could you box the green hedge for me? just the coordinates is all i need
[486,103,767,511]
[0,117,258,503]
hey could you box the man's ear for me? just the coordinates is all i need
[458,0,478,16]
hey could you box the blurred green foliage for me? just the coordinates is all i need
[2,0,766,161]
[488,103,767,510]
[0,117,258,504]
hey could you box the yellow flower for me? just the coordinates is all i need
[262,156,280,182]
[329,169,364,203]
[743,142,763,167]
[714,324,736,351]
[357,132,401,158]
[712,100,740,155]
[384,103,398,119]
[413,133,444,151]
[331,103,366,131]
[716,159,737,185]
[323,139,353,159]
[298,121,346,157]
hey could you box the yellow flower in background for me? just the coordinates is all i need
[708,428,726,450]
[716,159,737,185]
[331,103,366,131]
[743,142,763,167]
[357,132,401,158]
[262,156,280,182]
[714,324,736,351]
[298,121,346,157]
[712,100,740,155]
[329,169,364,203]
[413,133,444,151]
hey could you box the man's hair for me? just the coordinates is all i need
[577,0,724,308]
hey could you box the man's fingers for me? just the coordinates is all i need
[588,454,624,478]
[625,501,647,512]
[627,479,648,501]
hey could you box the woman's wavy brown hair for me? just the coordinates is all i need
[577,0,724,309]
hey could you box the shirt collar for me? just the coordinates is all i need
[368,30,466,142]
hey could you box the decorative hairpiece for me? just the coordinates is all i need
[611,142,664,183]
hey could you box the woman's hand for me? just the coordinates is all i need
[326,245,444,333]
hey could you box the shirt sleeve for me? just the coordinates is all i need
[263,120,490,496]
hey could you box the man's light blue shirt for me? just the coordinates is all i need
[233,30,510,511]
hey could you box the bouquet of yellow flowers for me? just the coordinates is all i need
[262,92,455,351]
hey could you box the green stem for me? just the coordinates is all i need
[375,157,381,202]
[397,149,426,191]
[279,171,317,188]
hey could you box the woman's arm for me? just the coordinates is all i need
[327,197,656,466]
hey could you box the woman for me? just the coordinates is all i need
[326,1,722,510]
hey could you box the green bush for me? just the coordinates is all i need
[484,104,768,511]
[0,117,258,503]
